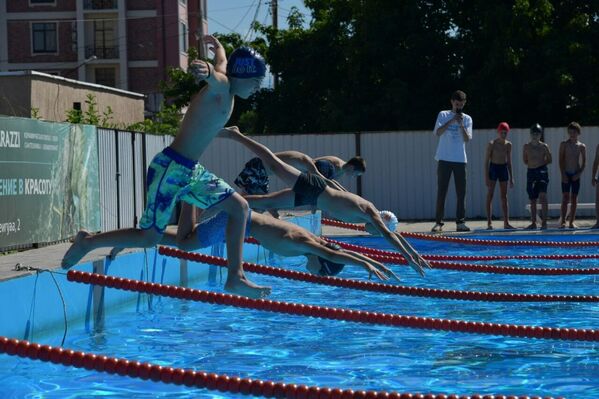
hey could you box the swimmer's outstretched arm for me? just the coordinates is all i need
[392,232,432,270]
[203,34,227,74]
[363,207,426,276]
[219,126,302,187]
[305,242,399,281]
[339,248,401,281]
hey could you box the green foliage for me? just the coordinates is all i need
[242,0,599,132]
[145,1,599,135]
[65,94,117,128]
[30,108,40,119]
[127,103,180,136]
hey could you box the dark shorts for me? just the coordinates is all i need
[488,163,509,182]
[526,165,549,200]
[293,172,328,207]
[561,172,580,195]
[234,157,269,195]
[315,159,336,179]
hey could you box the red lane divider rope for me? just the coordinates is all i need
[322,237,599,262]
[245,237,599,275]
[0,336,565,399]
[67,270,599,342]
[321,217,599,247]
[161,247,599,302]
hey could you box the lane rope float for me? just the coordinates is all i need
[0,336,565,399]
[321,217,599,247]
[320,237,599,262]
[67,270,599,342]
[160,247,599,302]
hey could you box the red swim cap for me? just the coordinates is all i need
[497,122,510,133]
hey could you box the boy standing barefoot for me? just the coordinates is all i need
[559,122,586,228]
[523,124,552,229]
[484,122,514,230]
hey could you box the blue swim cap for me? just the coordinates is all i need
[227,47,266,78]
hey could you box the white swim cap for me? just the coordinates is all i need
[379,210,398,232]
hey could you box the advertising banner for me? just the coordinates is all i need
[0,117,100,248]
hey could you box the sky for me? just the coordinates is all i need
[206,1,311,87]
[207,0,311,39]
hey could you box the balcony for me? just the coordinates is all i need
[83,0,117,10]
[85,45,119,59]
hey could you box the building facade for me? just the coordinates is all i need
[0,70,145,124]
[0,0,208,114]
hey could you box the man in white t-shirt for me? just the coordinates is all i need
[431,90,473,232]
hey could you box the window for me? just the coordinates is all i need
[179,21,188,53]
[95,67,116,87]
[32,22,57,53]
[92,19,117,58]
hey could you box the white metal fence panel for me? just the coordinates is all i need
[95,126,599,232]
[361,126,599,221]
[97,129,118,231]
[133,132,146,227]
[117,131,135,228]
[201,134,358,194]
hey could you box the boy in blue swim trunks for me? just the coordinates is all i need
[484,122,515,230]
[523,123,552,229]
[219,126,431,278]
[62,36,271,299]
[558,122,586,228]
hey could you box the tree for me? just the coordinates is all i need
[248,0,599,132]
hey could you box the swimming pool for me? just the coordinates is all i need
[0,233,597,398]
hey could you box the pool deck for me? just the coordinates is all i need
[1,216,598,282]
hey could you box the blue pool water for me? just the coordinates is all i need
[0,234,598,398]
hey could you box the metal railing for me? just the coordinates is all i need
[85,45,119,59]
[83,0,117,10]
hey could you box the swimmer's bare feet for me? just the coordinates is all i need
[486,224,493,230]
[108,247,124,261]
[504,224,516,230]
[540,222,548,230]
[61,230,91,269]
[568,223,578,229]
[525,223,537,230]
[224,274,271,299]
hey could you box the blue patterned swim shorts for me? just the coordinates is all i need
[139,147,234,233]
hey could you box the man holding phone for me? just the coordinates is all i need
[431,90,473,232]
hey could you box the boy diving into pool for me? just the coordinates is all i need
[111,203,400,281]
[61,36,270,299]
[219,126,430,277]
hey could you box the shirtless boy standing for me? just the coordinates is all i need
[484,122,514,230]
[558,122,586,228]
[523,123,552,229]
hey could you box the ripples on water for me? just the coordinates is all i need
[0,234,597,398]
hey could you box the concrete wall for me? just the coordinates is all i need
[0,72,144,125]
